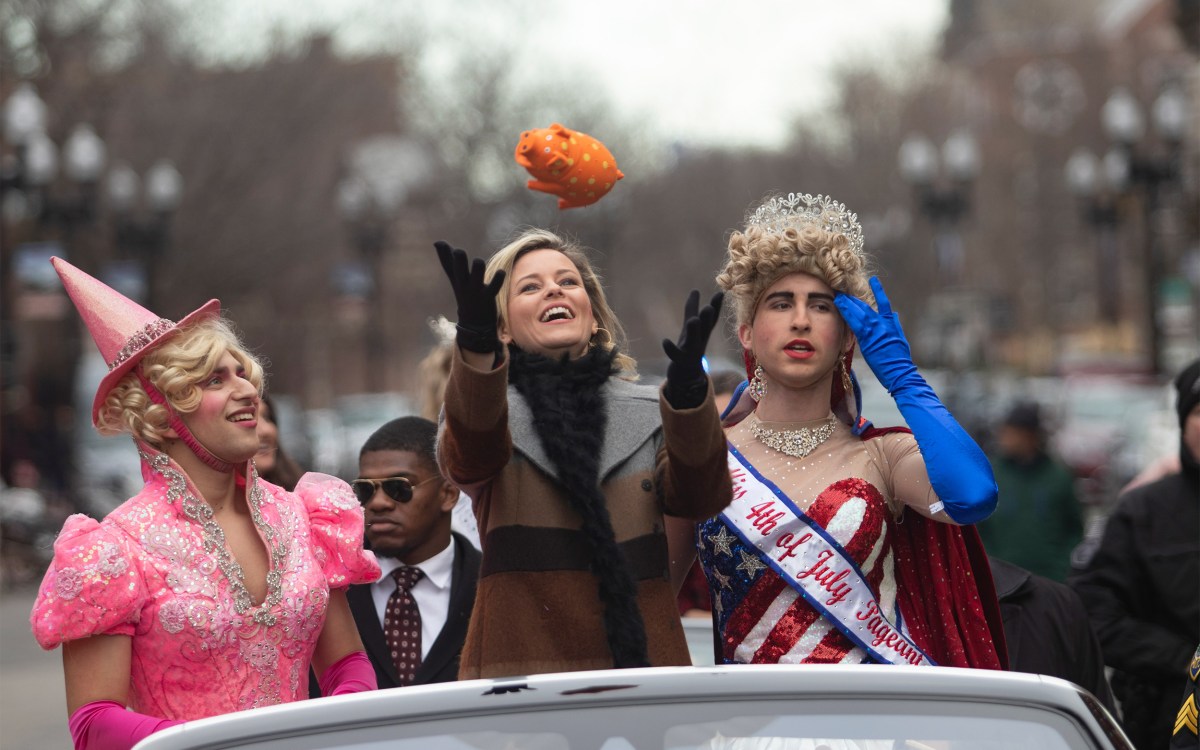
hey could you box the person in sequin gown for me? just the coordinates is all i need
[30,259,380,750]
[694,193,1006,669]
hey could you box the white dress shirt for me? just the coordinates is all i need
[370,539,455,660]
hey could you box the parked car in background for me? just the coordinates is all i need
[135,664,1130,750]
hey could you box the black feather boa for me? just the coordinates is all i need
[507,344,651,669]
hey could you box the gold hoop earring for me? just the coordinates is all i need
[748,365,767,402]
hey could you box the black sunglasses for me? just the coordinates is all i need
[350,475,440,505]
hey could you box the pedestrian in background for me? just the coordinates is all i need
[988,555,1115,711]
[1072,356,1200,750]
[254,393,305,490]
[977,401,1083,582]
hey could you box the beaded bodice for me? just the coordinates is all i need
[30,444,380,720]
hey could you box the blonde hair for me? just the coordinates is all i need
[485,228,638,378]
[716,222,874,329]
[97,318,265,448]
[416,341,454,421]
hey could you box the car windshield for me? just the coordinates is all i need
[220,698,1094,750]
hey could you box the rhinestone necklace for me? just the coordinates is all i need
[750,415,837,458]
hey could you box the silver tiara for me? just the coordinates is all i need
[747,192,865,256]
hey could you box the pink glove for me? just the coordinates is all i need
[318,650,378,696]
[68,700,182,750]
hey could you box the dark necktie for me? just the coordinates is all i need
[384,566,424,686]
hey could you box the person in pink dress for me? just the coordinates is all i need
[30,258,381,750]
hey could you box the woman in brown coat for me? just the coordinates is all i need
[434,229,731,679]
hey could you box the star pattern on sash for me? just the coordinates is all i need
[711,568,732,590]
[735,549,766,575]
[708,526,736,557]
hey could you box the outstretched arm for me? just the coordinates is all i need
[658,290,733,520]
[434,240,507,371]
[835,277,996,524]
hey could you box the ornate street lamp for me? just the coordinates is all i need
[335,136,432,393]
[1064,149,1124,323]
[898,129,979,286]
[1096,84,1189,377]
[106,160,184,310]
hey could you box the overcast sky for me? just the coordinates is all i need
[181,0,948,148]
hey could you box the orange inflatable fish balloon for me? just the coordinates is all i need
[515,123,624,209]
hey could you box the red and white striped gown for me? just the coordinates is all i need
[699,412,948,665]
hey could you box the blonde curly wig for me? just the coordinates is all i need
[96,318,264,448]
[717,222,875,329]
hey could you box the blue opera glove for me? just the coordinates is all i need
[834,276,997,524]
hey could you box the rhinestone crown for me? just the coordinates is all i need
[747,192,865,257]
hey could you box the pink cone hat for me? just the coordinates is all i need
[51,257,220,427]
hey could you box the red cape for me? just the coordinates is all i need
[865,425,1008,669]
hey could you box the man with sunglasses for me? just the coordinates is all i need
[345,416,482,688]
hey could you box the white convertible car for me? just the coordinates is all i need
[135,664,1131,750]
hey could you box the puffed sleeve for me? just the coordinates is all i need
[29,514,147,650]
[295,472,381,589]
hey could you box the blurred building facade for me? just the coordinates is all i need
[937,0,1198,377]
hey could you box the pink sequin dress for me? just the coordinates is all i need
[30,443,380,721]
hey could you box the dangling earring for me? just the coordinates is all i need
[839,360,852,398]
[748,365,767,402]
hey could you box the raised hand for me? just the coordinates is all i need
[833,276,917,395]
[434,241,506,354]
[662,290,724,410]
[836,276,997,524]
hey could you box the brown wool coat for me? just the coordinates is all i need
[438,349,733,679]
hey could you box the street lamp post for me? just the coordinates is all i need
[335,136,433,394]
[336,174,390,393]
[1096,85,1188,377]
[1064,148,1127,324]
[2,83,111,506]
[898,129,980,287]
[106,160,184,311]
[2,82,183,508]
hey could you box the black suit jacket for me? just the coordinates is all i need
[348,532,481,688]
[989,556,1116,712]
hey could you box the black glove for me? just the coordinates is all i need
[662,290,724,410]
[434,240,506,354]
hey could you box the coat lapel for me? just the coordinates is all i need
[413,534,481,685]
[508,379,661,483]
[347,582,399,688]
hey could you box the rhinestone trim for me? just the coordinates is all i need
[750,415,837,458]
[141,451,287,625]
[747,193,865,256]
[109,318,177,370]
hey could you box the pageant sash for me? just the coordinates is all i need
[720,445,935,666]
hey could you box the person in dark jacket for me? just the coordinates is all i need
[1072,357,1200,749]
[989,555,1115,712]
[979,401,1083,582]
[1170,643,1200,749]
